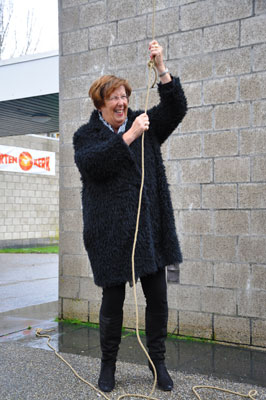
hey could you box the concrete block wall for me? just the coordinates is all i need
[58,0,266,348]
[0,135,59,248]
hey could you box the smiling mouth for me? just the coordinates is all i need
[115,109,124,116]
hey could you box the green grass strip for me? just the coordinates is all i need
[56,318,99,329]
[56,318,214,343]
[56,317,144,335]
[0,245,59,254]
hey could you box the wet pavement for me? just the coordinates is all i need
[1,307,266,389]
[0,301,58,336]
[0,254,266,399]
[0,254,58,313]
[0,253,58,337]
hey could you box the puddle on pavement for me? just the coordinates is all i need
[0,302,265,388]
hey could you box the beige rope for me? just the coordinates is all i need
[36,4,160,400]
[113,1,159,398]
[36,328,111,400]
[117,57,158,400]
[35,1,259,399]
[35,327,259,400]
[35,4,160,398]
[192,385,258,400]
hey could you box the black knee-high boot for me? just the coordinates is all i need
[98,311,123,392]
[146,310,174,391]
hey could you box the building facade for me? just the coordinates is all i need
[0,134,59,248]
[58,0,266,348]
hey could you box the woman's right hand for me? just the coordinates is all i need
[131,113,150,136]
[123,113,150,145]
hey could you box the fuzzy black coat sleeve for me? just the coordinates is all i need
[147,76,187,145]
[73,122,135,181]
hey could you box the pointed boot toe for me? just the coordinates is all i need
[149,361,174,391]
[98,362,116,392]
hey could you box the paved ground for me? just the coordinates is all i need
[0,254,265,400]
[0,253,58,338]
[1,340,265,400]
[0,254,58,313]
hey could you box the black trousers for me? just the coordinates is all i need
[100,268,168,317]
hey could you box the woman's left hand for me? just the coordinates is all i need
[149,40,171,83]
[149,40,164,71]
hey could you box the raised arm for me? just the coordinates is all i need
[147,41,187,144]
[147,76,187,145]
[123,41,187,147]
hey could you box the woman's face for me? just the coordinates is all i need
[99,85,129,131]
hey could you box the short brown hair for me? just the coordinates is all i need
[89,75,132,109]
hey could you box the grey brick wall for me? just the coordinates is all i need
[58,0,266,348]
[0,135,59,248]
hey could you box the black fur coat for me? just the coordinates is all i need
[73,77,187,288]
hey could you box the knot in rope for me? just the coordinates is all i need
[147,59,157,88]
[36,328,54,336]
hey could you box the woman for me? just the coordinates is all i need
[73,41,187,392]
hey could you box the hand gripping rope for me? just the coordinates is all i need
[36,1,259,399]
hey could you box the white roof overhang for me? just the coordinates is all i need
[0,51,59,137]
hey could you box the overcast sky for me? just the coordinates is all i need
[2,0,58,59]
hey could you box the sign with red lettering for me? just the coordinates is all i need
[0,145,55,175]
